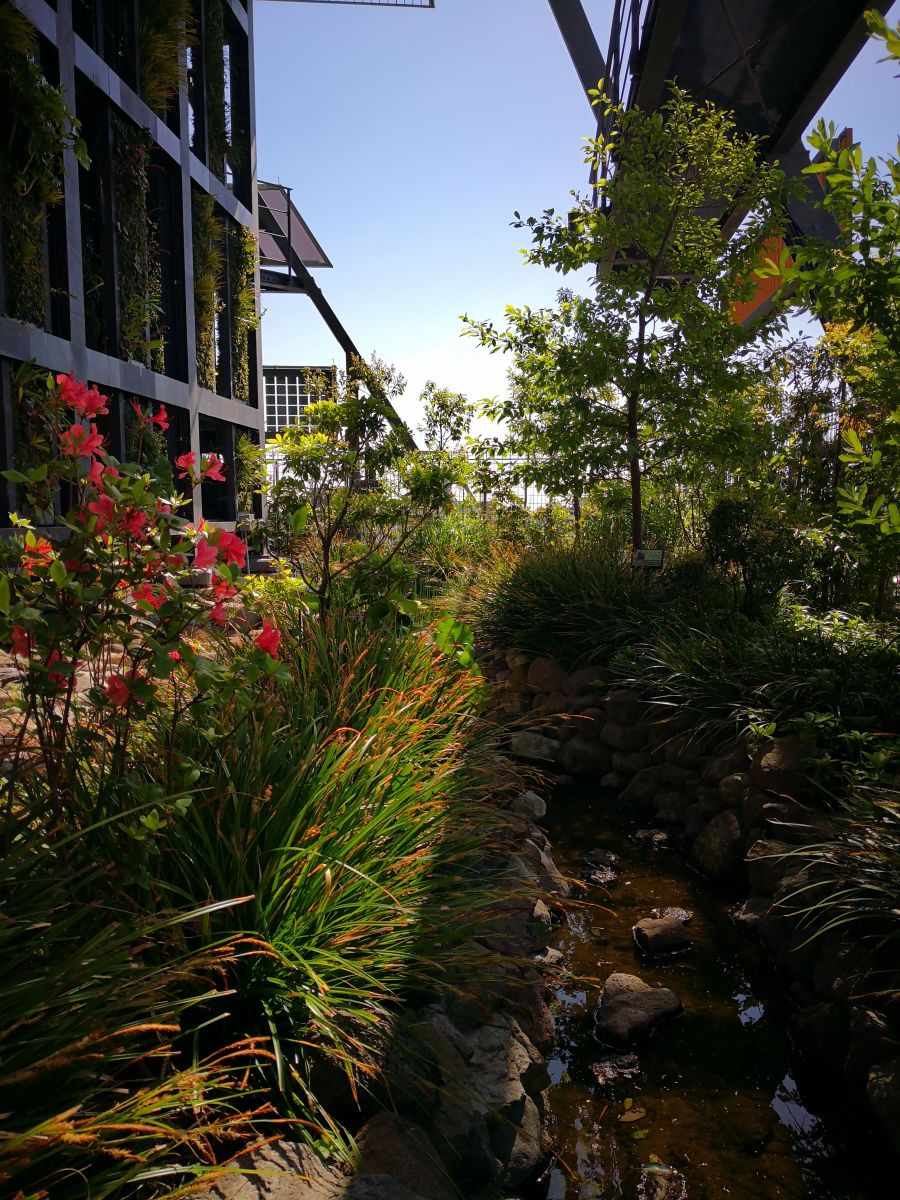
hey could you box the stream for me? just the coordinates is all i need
[523,783,890,1200]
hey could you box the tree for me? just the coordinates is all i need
[765,13,900,551]
[266,358,464,617]
[417,381,474,452]
[468,88,786,551]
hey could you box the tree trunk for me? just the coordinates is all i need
[627,311,647,554]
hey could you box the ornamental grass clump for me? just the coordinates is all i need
[149,607,501,1140]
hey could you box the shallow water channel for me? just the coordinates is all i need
[524,784,887,1200]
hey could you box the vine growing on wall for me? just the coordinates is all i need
[0,5,87,327]
[235,431,266,513]
[203,0,228,181]
[113,114,164,371]
[140,0,193,117]
[192,191,223,391]
[228,222,258,402]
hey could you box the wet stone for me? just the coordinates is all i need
[630,828,671,852]
[638,1164,688,1200]
[650,906,693,923]
[583,847,620,886]
[590,1052,641,1086]
[633,916,693,957]
[595,973,683,1045]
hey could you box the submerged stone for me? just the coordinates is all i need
[590,1052,641,1086]
[632,916,693,956]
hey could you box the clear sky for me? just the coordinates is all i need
[253,0,900,437]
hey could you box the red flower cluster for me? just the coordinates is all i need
[254,619,281,658]
[174,451,229,484]
[60,422,105,459]
[57,374,108,419]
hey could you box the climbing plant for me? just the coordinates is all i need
[235,432,267,513]
[192,191,223,391]
[0,5,87,326]
[139,0,193,117]
[113,115,164,371]
[203,0,228,181]
[227,221,258,402]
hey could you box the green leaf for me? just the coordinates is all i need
[49,559,68,587]
[0,574,9,614]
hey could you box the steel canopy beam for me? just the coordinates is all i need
[547,0,607,115]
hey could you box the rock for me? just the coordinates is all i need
[690,810,744,884]
[583,847,619,886]
[751,734,819,800]
[718,771,753,808]
[590,1053,641,1086]
[355,1114,456,1200]
[761,799,829,842]
[506,651,529,669]
[638,1165,688,1200]
[602,687,645,725]
[612,749,654,774]
[535,946,564,968]
[745,839,792,895]
[867,1058,900,1154]
[526,656,566,694]
[558,736,612,777]
[494,1094,545,1189]
[509,731,559,762]
[194,1140,345,1199]
[732,894,770,929]
[520,839,570,896]
[596,973,683,1044]
[511,790,547,821]
[519,995,556,1054]
[651,906,693,923]
[683,803,704,841]
[601,771,626,790]
[702,742,749,785]
[660,762,699,788]
[844,1008,896,1085]
[653,791,689,824]
[534,689,568,715]
[663,731,704,768]
[632,916,693,956]
[630,828,671,852]
[740,785,770,833]
[600,721,648,752]
[620,766,666,808]
[562,665,605,697]
[697,784,729,818]
[345,1176,438,1200]
[531,898,552,929]
[576,706,607,737]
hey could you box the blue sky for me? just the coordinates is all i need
[254,0,900,435]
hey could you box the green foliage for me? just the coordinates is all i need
[777,792,900,981]
[140,0,193,116]
[267,359,465,615]
[203,0,228,180]
[192,192,224,390]
[0,7,88,326]
[417,380,474,451]
[228,222,259,402]
[469,87,786,549]
[704,493,800,613]
[113,114,164,370]
[236,431,267,512]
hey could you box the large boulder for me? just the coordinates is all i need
[558,736,612,778]
[702,741,749,785]
[526,656,566,694]
[509,731,559,762]
[619,765,665,808]
[562,665,605,697]
[600,721,648,752]
[751,734,819,800]
[355,1114,456,1200]
[193,1141,345,1199]
[745,839,792,895]
[602,688,646,725]
[690,810,744,884]
[511,790,547,821]
[595,973,683,1044]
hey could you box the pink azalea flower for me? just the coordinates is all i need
[151,404,170,431]
[57,373,108,418]
[22,538,54,575]
[254,619,281,658]
[124,508,148,539]
[133,582,167,610]
[87,493,116,530]
[209,601,228,626]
